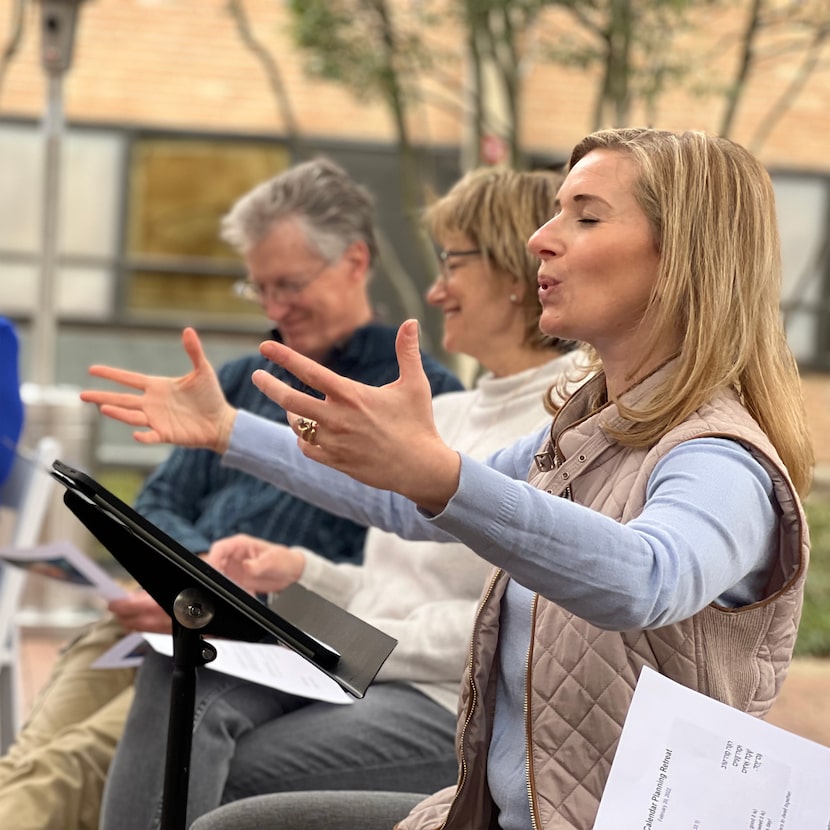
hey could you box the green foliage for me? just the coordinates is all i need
[796,497,830,657]
[287,0,433,102]
[538,0,703,123]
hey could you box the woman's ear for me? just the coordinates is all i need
[509,277,525,304]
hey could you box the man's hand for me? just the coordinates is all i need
[108,590,172,634]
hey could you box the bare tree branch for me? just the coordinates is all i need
[0,0,27,106]
[748,23,829,153]
[718,0,763,138]
[226,0,305,157]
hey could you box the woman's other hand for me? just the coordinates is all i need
[254,320,461,514]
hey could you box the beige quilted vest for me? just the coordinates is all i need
[397,366,809,830]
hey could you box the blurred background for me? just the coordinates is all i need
[0,0,829,656]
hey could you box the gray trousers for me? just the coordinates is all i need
[190,791,427,830]
[101,649,458,830]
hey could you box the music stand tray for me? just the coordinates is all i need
[50,460,397,830]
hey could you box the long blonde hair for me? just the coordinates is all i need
[568,128,813,496]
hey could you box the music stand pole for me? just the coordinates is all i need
[160,587,218,830]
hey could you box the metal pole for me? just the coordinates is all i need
[32,71,64,388]
[32,0,85,387]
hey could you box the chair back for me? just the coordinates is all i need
[0,436,62,752]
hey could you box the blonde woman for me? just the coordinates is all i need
[85,129,812,830]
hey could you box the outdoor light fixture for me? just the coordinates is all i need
[39,0,86,76]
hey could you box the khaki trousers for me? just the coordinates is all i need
[0,614,135,830]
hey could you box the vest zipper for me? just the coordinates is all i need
[525,445,571,830]
[524,592,541,830]
[554,442,573,501]
[433,568,502,829]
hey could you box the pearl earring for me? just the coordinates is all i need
[509,293,519,303]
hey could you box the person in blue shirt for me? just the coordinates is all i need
[0,158,460,830]
[0,316,24,492]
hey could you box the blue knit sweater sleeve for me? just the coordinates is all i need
[433,437,777,628]
[225,416,778,628]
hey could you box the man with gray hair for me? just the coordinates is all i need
[0,158,461,830]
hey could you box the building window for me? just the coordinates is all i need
[0,122,122,320]
[125,136,290,323]
[774,172,830,370]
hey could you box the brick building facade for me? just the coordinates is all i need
[2,2,828,168]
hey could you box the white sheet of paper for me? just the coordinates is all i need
[96,632,353,705]
[0,540,128,600]
[594,666,830,830]
[90,631,151,669]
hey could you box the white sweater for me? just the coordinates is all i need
[293,350,585,712]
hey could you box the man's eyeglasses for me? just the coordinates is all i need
[232,261,330,306]
[436,248,483,283]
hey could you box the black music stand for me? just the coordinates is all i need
[50,460,397,830]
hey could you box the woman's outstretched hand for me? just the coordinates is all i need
[80,327,237,453]
[255,319,461,514]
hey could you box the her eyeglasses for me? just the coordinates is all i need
[436,248,482,283]
[232,261,330,305]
